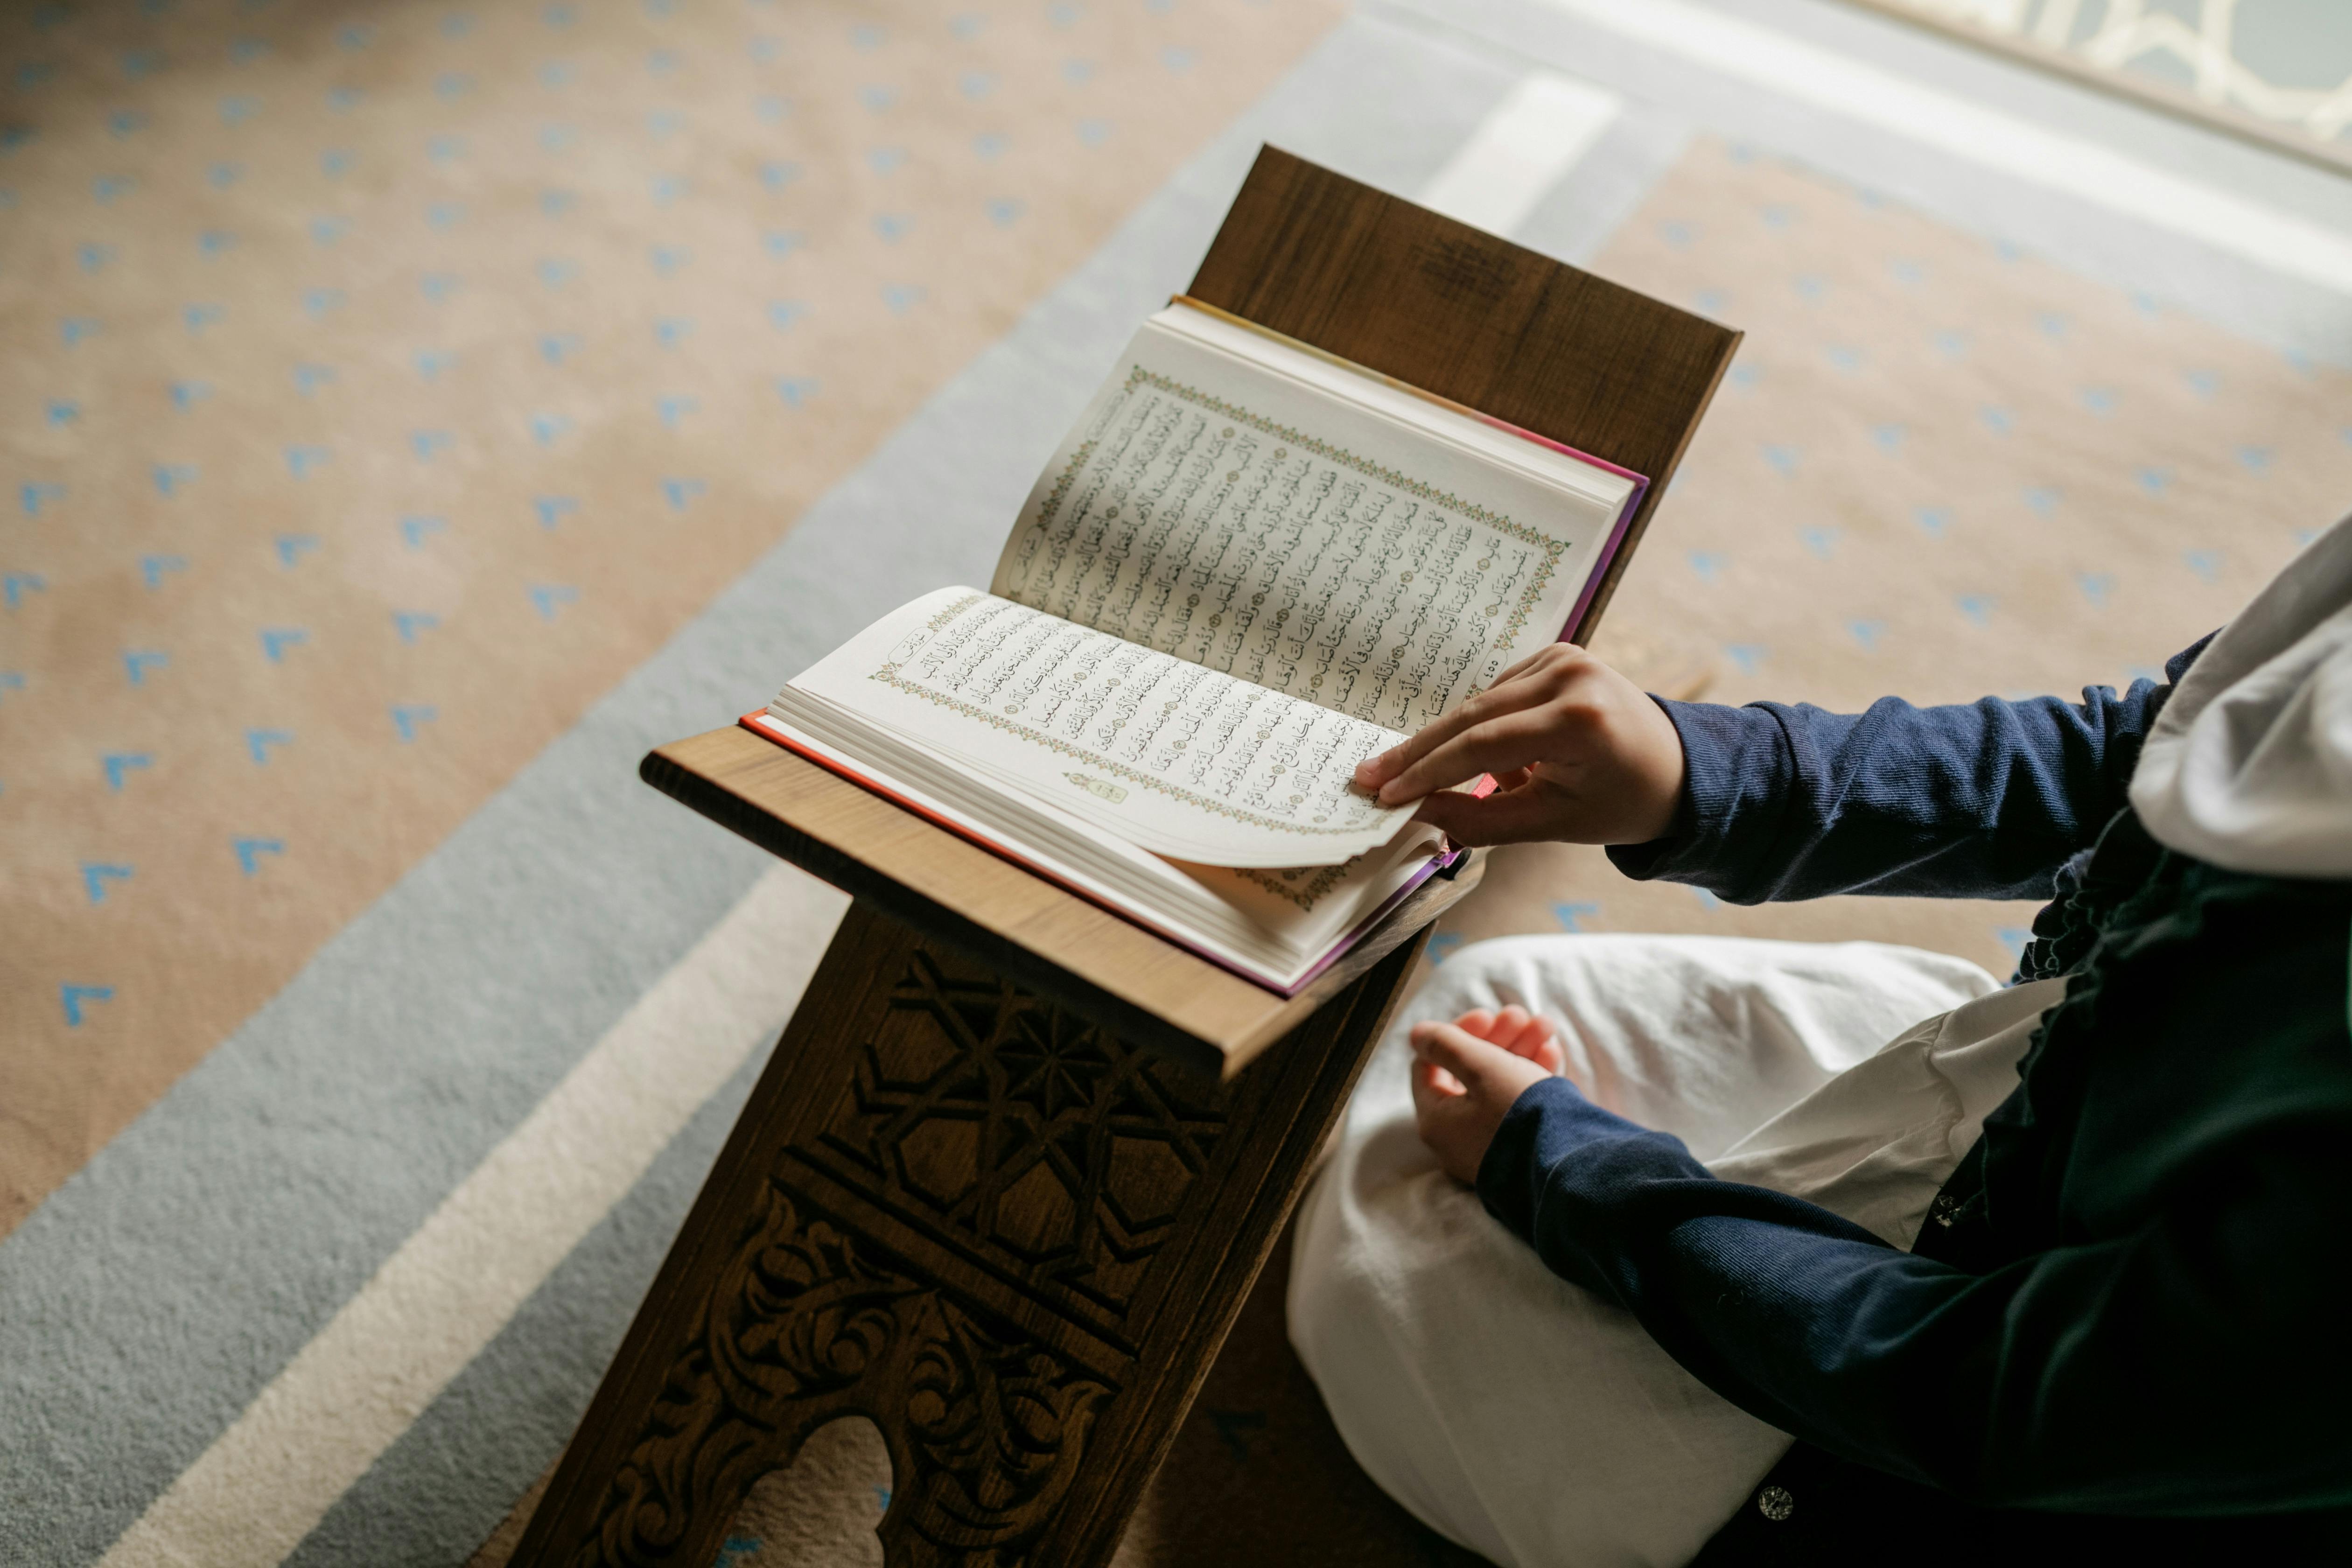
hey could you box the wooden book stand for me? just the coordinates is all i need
[508,147,1739,1568]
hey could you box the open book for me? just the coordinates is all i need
[749,298,1647,992]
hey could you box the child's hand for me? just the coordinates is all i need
[1410,1005,1564,1184]
[1353,644,1685,848]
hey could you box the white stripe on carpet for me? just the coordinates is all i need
[1538,0,2352,294]
[96,79,1614,1566]
[97,866,849,1568]
[1420,72,1625,236]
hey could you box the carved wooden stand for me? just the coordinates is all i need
[510,900,1425,1568]
[508,148,1734,1568]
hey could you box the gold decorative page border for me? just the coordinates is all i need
[868,641,1391,843]
[1033,436,1097,532]
[922,593,985,632]
[1234,860,1355,911]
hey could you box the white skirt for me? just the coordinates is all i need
[1287,933,2063,1568]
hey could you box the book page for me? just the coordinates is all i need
[751,694,1447,986]
[785,588,1419,868]
[990,305,1638,732]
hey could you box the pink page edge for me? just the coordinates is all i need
[1560,476,1651,643]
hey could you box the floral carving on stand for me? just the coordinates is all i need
[888,1295,1112,1560]
[576,1182,1112,1567]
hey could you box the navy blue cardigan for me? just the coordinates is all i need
[1475,642,2352,1556]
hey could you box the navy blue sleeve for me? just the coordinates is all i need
[1605,639,2209,903]
[1477,1078,2352,1513]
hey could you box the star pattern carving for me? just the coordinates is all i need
[815,950,1228,1316]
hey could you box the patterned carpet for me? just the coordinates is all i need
[0,0,1333,1240]
[3,0,2349,1564]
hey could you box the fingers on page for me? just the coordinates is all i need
[1358,718,1463,796]
[1379,709,1563,804]
[1412,784,1564,847]
[1484,641,1579,694]
[1363,680,1521,797]
[1365,644,1590,793]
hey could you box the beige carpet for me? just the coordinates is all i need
[0,0,1340,1239]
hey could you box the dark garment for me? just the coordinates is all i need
[1478,641,2352,1559]
[1608,636,2212,906]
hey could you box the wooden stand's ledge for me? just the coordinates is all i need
[506,147,1736,1568]
[641,726,1475,1076]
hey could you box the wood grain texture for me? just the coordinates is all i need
[1188,145,1741,641]
[642,726,1481,1077]
[516,150,1735,1568]
[506,902,1428,1568]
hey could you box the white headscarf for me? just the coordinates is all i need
[2128,511,2352,878]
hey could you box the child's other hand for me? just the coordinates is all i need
[1353,644,1685,848]
[1410,1005,1564,1184]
